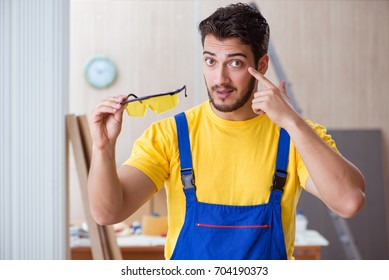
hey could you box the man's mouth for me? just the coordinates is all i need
[213,87,235,99]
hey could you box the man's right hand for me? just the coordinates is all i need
[90,95,128,150]
[88,95,157,225]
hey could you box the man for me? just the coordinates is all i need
[88,3,365,259]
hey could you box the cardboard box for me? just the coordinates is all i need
[141,215,168,236]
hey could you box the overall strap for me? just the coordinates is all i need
[174,112,196,191]
[271,128,290,193]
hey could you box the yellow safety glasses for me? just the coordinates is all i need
[120,85,187,117]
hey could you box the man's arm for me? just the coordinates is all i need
[88,146,156,225]
[249,67,366,218]
[87,95,156,225]
[285,117,365,218]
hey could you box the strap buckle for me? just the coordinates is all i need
[271,169,287,192]
[181,168,196,190]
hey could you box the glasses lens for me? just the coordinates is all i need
[146,94,179,114]
[125,101,146,117]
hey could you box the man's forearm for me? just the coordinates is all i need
[285,116,365,217]
[88,144,124,225]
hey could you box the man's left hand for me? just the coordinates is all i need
[248,67,299,129]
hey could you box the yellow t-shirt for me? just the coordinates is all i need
[124,101,338,259]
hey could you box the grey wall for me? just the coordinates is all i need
[298,129,389,260]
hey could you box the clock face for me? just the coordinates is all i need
[84,56,117,89]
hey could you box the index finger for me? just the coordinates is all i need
[248,67,276,89]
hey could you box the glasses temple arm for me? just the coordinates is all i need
[120,93,139,105]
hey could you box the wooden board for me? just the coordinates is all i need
[66,114,122,260]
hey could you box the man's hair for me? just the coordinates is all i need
[198,2,270,65]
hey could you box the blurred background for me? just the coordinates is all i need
[1,0,388,259]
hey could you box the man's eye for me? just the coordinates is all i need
[230,60,242,67]
[205,58,215,66]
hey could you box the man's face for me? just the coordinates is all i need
[202,34,258,114]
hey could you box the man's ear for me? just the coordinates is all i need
[257,54,269,75]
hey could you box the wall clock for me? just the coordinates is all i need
[84,56,117,89]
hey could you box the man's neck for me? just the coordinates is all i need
[209,100,260,121]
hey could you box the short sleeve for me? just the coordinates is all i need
[123,119,175,191]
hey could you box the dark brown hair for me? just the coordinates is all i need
[198,2,270,65]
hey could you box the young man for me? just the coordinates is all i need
[88,3,365,259]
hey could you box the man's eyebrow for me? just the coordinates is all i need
[203,51,247,58]
[203,51,216,56]
[227,52,247,58]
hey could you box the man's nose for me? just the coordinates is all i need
[215,66,231,85]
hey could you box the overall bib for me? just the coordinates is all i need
[170,112,290,260]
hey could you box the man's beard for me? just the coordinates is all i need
[206,77,257,113]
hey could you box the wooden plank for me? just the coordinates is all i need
[66,114,105,260]
[104,226,123,260]
[76,115,122,260]
[77,115,93,168]
[97,225,110,259]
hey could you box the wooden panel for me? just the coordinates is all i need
[294,246,321,260]
[71,246,165,260]
[71,245,320,260]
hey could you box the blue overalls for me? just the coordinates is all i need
[170,112,290,260]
